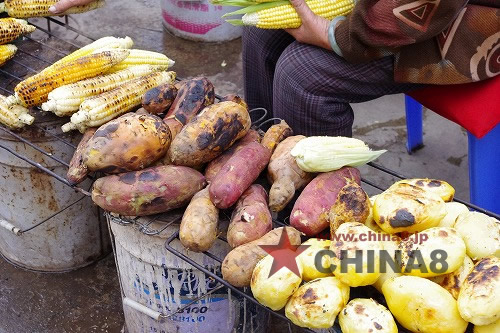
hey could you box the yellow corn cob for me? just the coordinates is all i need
[0,18,36,45]
[42,64,167,116]
[0,94,34,129]
[106,49,175,73]
[13,49,129,108]
[0,0,105,18]
[62,71,176,133]
[0,44,17,66]
[242,0,354,29]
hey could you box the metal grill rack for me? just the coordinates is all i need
[0,15,497,333]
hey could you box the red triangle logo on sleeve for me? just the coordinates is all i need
[393,0,440,32]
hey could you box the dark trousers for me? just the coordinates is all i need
[242,27,423,136]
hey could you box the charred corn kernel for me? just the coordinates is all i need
[0,94,34,129]
[0,18,36,45]
[0,44,17,66]
[14,49,129,108]
[0,0,105,18]
[42,64,164,116]
[242,0,354,29]
[62,71,176,133]
[106,49,174,73]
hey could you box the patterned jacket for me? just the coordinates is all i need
[333,0,500,84]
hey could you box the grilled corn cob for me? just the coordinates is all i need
[106,49,174,73]
[42,65,166,116]
[13,49,129,108]
[62,71,176,133]
[0,94,34,129]
[0,0,105,18]
[0,44,17,66]
[0,18,36,45]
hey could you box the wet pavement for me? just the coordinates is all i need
[0,0,470,332]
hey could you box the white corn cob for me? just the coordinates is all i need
[0,94,34,129]
[106,49,175,73]
[42,64,166,116]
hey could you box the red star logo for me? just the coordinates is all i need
[259,229,310,278]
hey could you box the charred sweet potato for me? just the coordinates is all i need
[204,129,261,182]
[142,83,178,114]
[227,184,272,248]
[267,135,314,212]
[66,127,96,185]
[328,181,371,234]
[290,167,361,236]
[91,165,206,216]
[180,187,219,252]
[168,101,251,168]
[209,141,271,209]
[166,77,215,125]
[219,94,248,110]
[83,113,171,173]
[261,120,293,153]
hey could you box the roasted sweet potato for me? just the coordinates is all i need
[166,77,215,125]
[261,120,293,153]
[142,83,178,114]
[222,227,302,287]
[83,113,171,173]
[267,135,314,212]
[290,167,361,236]
[67,127,96,185]
[227,184,272,248]
[209,141,271,209]
[219,94,248,110]
[168,101,251,168]
[180,187,219,252]
[91,165,206,216]
[204,129,261,182]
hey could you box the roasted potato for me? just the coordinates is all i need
[339,298,398,333]
[142,82,178,114]
[454,211,500,260]
[364,195,383,232]
[261,120,293,153]
[458,256,500,326]
[372,233,402,293]
[473,318,500,333]
[430,255,474,299]
[391,178,455,202]
[285,277,349,329]
[222,227,302,287]
[399,227,466,278]
[438,202,469,228]
[330,222,383,286]
[179,187,218,252]
[383,275,468,333]
[168,101,251,168]
[328,181,371,235]
[219,94,248,110]
[84,113,171,173]
[251,254,303,311]
[373,183,446,234]
[91,165,206,216]
[67,127,96,185]
[290,167,361,236]
[297,238,333,281]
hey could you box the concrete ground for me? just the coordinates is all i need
[0,0,470,332]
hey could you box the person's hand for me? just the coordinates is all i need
[284,0,331,50]
[49,0,96,14]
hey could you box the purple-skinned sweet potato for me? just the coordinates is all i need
[227,184,272,248]
[91,165,206,216]
[67,127,96,185]
[290,167,361,236]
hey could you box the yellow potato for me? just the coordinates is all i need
[372,234,402,293]
[250,254,302,311]
[438,202,469,228]
[383,276,468,333]
[474,318,500,333]
[285,277,349,329]
[330,222,382,286]
[365,195,383,232]
[297,238,333,281]
[399,227,466,278]
[339,298,398,333]
[391,178,455,202]
[373,183,446,234]
[429,255,474,299]
[454,211,500,260]
[458,256,500,326]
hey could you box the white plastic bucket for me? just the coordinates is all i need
[161,0,242,42]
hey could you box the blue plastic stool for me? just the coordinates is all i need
[404,95,500,215]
